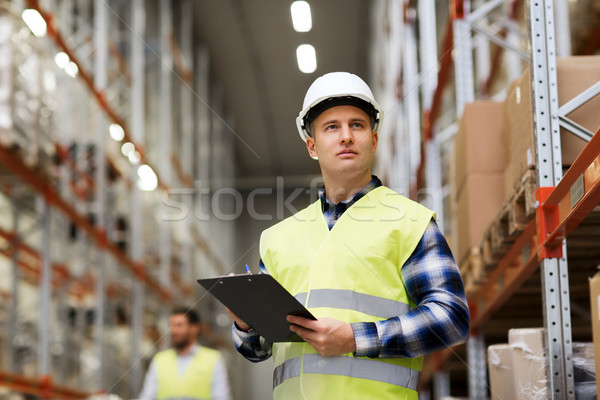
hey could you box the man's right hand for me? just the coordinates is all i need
[226,308,251,332]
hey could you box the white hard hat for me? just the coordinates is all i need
[296,72,383,142]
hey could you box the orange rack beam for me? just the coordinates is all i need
[0,227,123,299]
[542,130,600,248]
[0,145,169,301]
[0,371,90,400]
[470,219,538,331]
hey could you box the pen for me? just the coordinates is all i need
[244,264,251,274]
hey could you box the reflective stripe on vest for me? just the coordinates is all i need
[273,354,421,391]
[294,289,411,319]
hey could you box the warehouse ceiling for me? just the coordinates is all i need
[193,0,371,185]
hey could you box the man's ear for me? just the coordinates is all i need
[191,323,201,335]
[306,136,319,160]
[372,131,379,153]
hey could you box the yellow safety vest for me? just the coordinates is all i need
[154,346,221,400]
[260,186,434,400]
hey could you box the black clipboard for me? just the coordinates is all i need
[197,274,316,342]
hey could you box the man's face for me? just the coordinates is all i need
[169,314,198,350]
[306,105,378,178]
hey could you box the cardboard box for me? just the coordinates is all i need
[455,173,505,264]
[487,344,516,400]
[589,272,600,396]
[504,72,534,195]
[441,138,455,188]
[556,56,600,152]
[444,199,458,258]
[504,56,600,194]
[455,101,506,195]
[508,328,547,400]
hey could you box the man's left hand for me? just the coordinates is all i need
[287,315,357,357]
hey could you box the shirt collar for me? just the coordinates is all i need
[319,175,382,212]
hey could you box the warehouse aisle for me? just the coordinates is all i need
[1,0,599,399]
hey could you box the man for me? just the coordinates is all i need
[230,72,469,399]
[139,307,231,400]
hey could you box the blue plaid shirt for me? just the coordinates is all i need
[233,176,469,360]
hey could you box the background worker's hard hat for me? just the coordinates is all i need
[296,72,384,143]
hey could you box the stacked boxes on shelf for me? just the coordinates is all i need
[478,56,600,272]
[503,56,600,196]
[0,11,56,180]
[452,56,600,295]
[487,344,515,400]
[452,101,506,293]
[475,54,600,386]
[0,13,10,148]
[508,328,548,400]
[487,329,596,399]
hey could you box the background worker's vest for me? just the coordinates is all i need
[154,346,221,400]
[260,186,434,400]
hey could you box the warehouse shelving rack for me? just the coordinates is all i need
[389,0,600,399]
[0,0,236,398]
[0,369,89,400]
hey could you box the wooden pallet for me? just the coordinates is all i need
[481,229,501,269]
[1,132,39,169]
[508,169,537,236]
[482,170,538,264]
[1,131,59,185]
[460,246,485,296]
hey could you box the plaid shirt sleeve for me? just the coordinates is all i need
[351,220,470,358]
[231,323,272,362]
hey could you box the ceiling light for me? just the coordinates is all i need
[43,71,56,92]
[54,52,69,69]
[137,164,158,191]
[65,61,78,78]
[128,151,141,165]
[291,1,312,32]
[109,123,125,141]
[121,142,134,156]
[296,44,317,74]
[22,9,47,37]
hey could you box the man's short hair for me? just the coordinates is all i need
[304,96,377,136]
[171,306,201,325]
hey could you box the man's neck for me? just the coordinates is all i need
[175,342,197,357]
[323,171,372,204]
